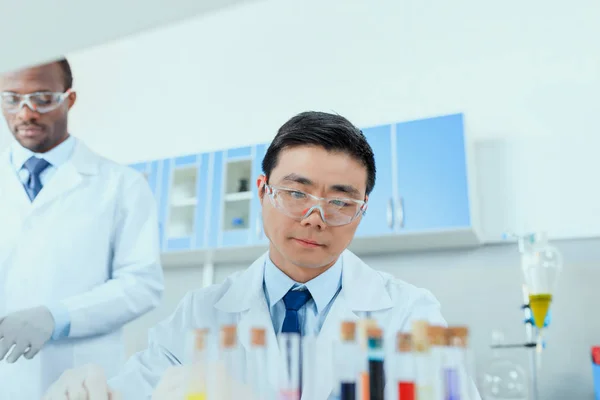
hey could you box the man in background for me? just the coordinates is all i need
[0,58,164,399]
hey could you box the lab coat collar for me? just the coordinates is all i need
[214,253,268,313]
[68,137,100,176]
[27,138,100,210]
[214,249,393,314]
[263,252,343,315]
[10,134,75,171]
[214,249,394,399]
[340,250,394,311]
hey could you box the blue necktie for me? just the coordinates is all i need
[281,288,312,396]
[281,288,312,334]
[23,156,51,201]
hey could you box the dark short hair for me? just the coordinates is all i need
[55,57,73,90]
[262,111,376,195]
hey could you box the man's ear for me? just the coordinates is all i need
[257,175,267,201]
[66,90,77,110]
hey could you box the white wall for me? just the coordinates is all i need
[58,0,600,242]
[0,0,258,74]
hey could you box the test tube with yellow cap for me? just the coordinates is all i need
[186,328,209,400]
[412,320,434,400]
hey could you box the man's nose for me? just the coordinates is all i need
[16,103,39,121]
[300,205,326,229]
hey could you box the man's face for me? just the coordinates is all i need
[0,63,75,153]
[259,145,368,270]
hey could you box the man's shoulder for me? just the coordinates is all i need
[383,272,440,308]
[176,269,247,309]
[344,250,440,307]
[72,138,146,182]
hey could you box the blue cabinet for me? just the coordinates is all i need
[355,125,396,238]
[160,153,210,252]
[134,112,476,265]
[394,113,471,231]
[130,160,164,245]
[208,145,264,248]
[249,143,270,245]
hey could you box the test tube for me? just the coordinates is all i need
[412,321,434,400]
[336,321,360,400]
[186,328,209,400]
[367,327,385,400]
[212,325,243,400]
[445,327,473,400]
[428,325,446,400]
[357,315,378,400]
[394,333,416,400]
[278,333,301,400]
[301,335,318,399]
[248,327,272,400]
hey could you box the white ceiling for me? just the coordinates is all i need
[0,0,257,74]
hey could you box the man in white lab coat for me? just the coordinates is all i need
[44,111,481,399]
[0,58,164,399]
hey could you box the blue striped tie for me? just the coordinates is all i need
[23,156,51,201]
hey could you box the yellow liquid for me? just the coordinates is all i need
[186,393,206,400]
[417,385,433,400]
[529,293,552,329]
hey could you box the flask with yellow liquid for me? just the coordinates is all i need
[518,232,562,334]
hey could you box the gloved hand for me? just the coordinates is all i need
[43,364,122,400]
[0,306,55,363]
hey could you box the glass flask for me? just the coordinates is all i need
[480,331,529,400]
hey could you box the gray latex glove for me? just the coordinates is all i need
[0,306,55,363]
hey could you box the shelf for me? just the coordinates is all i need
[223,198,251,231]
[167,205,195,238]
[224,191,253,202]
[171,166,198,205]
[160,227,482,268]
[171,197,197,207]
[225,159,252,194]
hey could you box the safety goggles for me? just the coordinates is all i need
[265,184,367,227]
[0,90,72,114]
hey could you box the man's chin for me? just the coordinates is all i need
[16,136,49,153]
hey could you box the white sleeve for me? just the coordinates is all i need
[60,173,164,338]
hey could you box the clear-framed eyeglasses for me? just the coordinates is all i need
[0,89,72,114]
[264,184,367,227]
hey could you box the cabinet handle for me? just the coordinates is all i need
[256,212,263,238]
[396,196,405,229]
[387,198,394,229]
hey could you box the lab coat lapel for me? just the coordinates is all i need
[0,148,31,214]
[311,250,394,400]
[214,253,281,391]
[0,149,31,271]
[31,140,99,210]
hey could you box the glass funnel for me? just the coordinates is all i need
[518,232,563,331]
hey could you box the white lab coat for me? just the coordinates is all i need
[0,138,164,399]
[108,250,482,399]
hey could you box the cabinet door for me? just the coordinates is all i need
[395,113,471,231]
[208,146,256,248]
[161,154,210,252]
[130,161,163,245]
[354,125,396,237]
[249,143,269,246]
